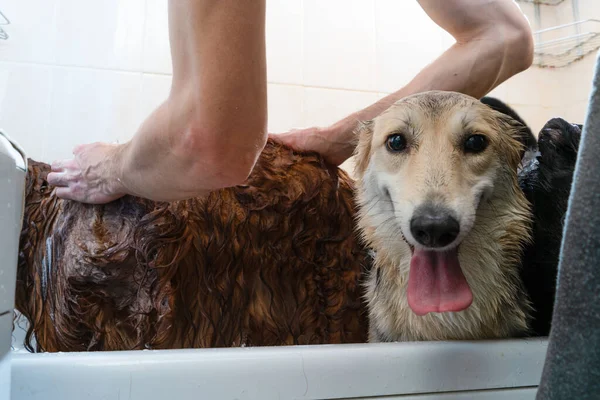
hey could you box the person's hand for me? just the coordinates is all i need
[47,142,127,204]
[269,125,355,167]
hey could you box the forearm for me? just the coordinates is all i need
[330,0,533,155]
[49,0,267,204]
[113,96,214,202]
[114,0,268,202]
[341,33,528,128]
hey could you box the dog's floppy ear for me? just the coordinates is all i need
[353,120,374,178]
[481,96,537,161]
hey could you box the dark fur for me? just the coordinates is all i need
[518,117,583,335]
[15,140,371,352]
[14,97,581,351]
[483,98,582,336]
[482,97,583,336]
[481,96,537,153]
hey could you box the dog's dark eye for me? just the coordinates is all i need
[464,134,488,153]
[386,134,407,152]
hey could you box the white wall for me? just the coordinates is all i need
[0,0,597,168]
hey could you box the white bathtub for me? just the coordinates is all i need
[1,133,548,400]
[0,131,26,400]
[10,338,548,400]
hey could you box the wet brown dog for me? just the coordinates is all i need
[16,141,371,352]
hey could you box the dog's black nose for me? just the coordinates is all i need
[410,207,460,248]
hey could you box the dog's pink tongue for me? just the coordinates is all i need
[407,248,473,316]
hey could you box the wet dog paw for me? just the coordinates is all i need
[528,117,583,197]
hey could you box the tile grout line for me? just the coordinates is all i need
[0,59,173,76]
[0,59,391,95]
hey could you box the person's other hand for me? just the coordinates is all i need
[269,125,354,167]
[47,142,126,204]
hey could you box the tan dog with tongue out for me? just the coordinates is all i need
[354,90,532,342]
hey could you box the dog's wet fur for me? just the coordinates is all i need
[15,91,581,351]
[17,144,370,352]
[355,91,580,341]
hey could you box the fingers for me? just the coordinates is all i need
[47,171,70,187]
[54,187,76,201]
[53,182,85,202]
[72,144,85,155]
[50,159,66,172]
[51,158,79,172]
[267,133,282,142]
[49,159,72,186]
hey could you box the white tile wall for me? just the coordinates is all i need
[139,73,172,129]
[562,56,596,104]
[508,104,558,136]
[266,0,303,85]
[45,67,142,160]
[374,0,445,93]
[0,0,597,163]
[0,0,57,64]
[503,67,563,108]
[54,0,146,71]
[0,63,52,161]
[564,101,590,125]
[142,0,171,74]
[304,87,379,128]
[267,83,304,133]
[303,0,376,91]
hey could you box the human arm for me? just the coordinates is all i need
[272,0,534,166]
[48,0,268,203]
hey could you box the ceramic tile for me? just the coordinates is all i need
[142,0,171,74]
[559,56,596,105]
[303,87,379,128]
[374,0,445,93]
[303,0,376,91]
[55,0,145,70]
[563,102,589,126]
[137,73,172,138]
[266,0,303,85]
[503,67,562,108]
[507,104,555,136]
[45,67,142,161]
[0,62,52,161]
[267,83,304,133]
[0,0,57,64]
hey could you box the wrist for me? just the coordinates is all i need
[330,117,360,149]
[309,120,357,166]
[107,143,130,198]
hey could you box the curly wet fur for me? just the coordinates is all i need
[354,91,580,342]
[15,139,371,352]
